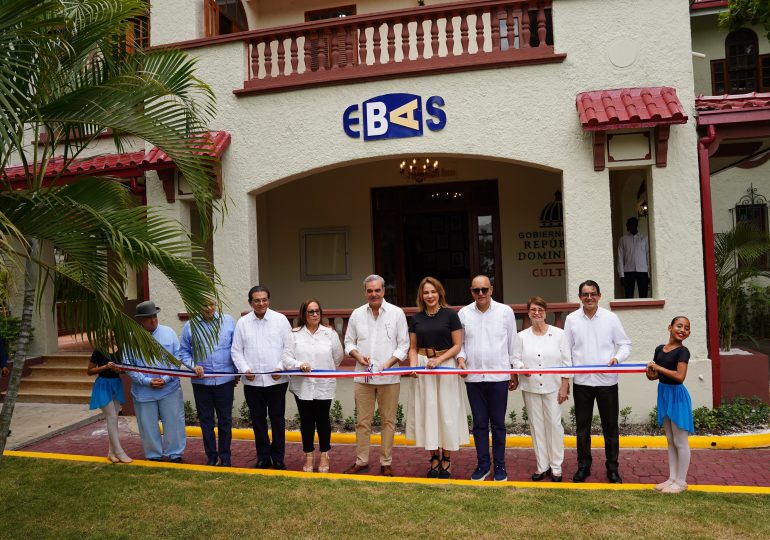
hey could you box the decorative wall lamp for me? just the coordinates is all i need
[400,157,439,183]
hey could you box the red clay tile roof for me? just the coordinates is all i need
[145,130,231,165]
[3,130,231,182]
[695,92,770,111]
[3,151,146,181]
[576,87,688,131]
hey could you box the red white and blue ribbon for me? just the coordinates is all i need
[114,363,648,379]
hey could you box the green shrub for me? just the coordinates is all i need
[396,403,404,429]
[184,400,198,426]
[648,406,659,430]
[620,406,632,427]
[0,316,29,358]
[343,415,356,431]
[330,400,343,425]
[239,401,252,428]
[508,409,518,426]
[372,407,381,427]
[521,406,528,423]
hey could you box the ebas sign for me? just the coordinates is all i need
[343,93,446,140]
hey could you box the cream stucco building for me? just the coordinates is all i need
[11,0,770,419]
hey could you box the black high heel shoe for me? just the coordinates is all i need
[438,455,451,479]
[427,452,440,478]
[531,468,552,481]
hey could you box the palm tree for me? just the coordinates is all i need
[714,222,770,351]
[0,0,225,458]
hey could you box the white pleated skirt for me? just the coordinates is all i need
[407,354,470,451]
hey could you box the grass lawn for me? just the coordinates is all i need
[1,457,769,539]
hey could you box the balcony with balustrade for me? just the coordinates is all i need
[172,1,564,95]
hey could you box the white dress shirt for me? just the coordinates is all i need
[617,233,649,277]
[231,308,292,387]
[512,325,570,394]
[457,299,517,383]
[282,325,344,400]
[344,300,409,385]
[562,306,632,387]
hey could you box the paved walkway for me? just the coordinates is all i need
[6,403,102,450]
[19,418,770,487]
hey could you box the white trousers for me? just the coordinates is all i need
[523,390,564,475]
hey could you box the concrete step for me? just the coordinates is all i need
[19,378,93,391]
[38,355,91,368]
[27,366,90,379]
[8,389,92,404]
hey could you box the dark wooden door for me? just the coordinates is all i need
[372,180,502,307]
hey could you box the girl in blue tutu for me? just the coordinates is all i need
[88,348,132,463]
[646,316,693,493]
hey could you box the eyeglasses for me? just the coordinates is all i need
[529,308,545,313]
[306,309,321,315]
[580,292,599,298]
[471,287,490,295]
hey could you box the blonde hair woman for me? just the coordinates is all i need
[406,277,469,479]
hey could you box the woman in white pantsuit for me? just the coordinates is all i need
[512,296,571,482]
[407,276,469,479]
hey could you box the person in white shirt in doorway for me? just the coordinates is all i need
[457,275,518,482]
[617,217,650,298]
[562,280,631,484]
[342,275,409,477]
[231,285,292,470]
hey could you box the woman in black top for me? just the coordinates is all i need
[646,316,693,493]
[406,276,469,479]
[88,348,132,463]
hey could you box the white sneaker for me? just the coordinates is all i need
[655,479,674,491]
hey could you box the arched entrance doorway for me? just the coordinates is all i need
[254,155,565,311]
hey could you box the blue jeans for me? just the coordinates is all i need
[465,381,509,469]
[134,386,186,460]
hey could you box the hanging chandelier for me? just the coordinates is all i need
[399,157,439,183]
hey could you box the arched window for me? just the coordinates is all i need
[204,0,248,37]
[710,28,770,95]
[726,28,758,93]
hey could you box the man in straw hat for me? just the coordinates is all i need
[126,300,200,462]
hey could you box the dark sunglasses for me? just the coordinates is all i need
[471,287,490,295]
[306,309,321,315]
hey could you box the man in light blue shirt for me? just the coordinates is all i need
[126,300,196,463]
[179,300,236,467]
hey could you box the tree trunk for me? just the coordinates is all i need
[0,237,39,459]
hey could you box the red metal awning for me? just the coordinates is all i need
[3,130,232,183]
[576,87,688,131]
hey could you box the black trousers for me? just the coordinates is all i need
[294,396,332,453]
[192,381,235,461]
[244,382,288,463]
[623,272,649,298]
[573,383,619,473]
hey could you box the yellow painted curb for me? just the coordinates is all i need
[5,450,770,495]
[184,427,770,450]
